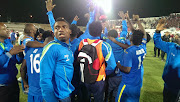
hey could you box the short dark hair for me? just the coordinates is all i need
[132,30,144,45]
[89,21,102,37]
[42,30,54,41]
[77,31,84,38]
[108,29,118,38]
[70,24,79,38]
[38,28,44,33]
[55,17,70,27]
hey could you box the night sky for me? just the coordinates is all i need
[0,0,179,26]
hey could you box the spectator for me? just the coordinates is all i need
[10,30,16,45]
[161,31,170,61]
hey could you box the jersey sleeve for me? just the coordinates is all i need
[120,20,128,38]
[71,20,77,25]
[153,32,171,53]
[0,49,11,68]
[22,38,33,47]
[102,42,116,75]
[47,11,55,32]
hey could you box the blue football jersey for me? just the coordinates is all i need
[121,39,146,86]
[25,47,43,96]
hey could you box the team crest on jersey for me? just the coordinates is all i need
[124,49,128,54]
[64,55,69,61]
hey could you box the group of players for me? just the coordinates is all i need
[0,0,180,102]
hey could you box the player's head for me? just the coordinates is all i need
[70,24,79,38]
[0,23,9,39]
[175,34,180,45]
[77,30,84,38]
[175,34,180,39]
[54,17,71,43]
[24,24,37,38]
[36,28,45,41]
[108,29,118,38]
[42,30,54,45]
[131,30,144,45]
[165,31,170,36]
[89,21,102,37]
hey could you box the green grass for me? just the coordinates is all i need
[16,41,166,102]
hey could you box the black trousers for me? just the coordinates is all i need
[0,80,20,102]
[163,86,179,102]
[154,47,160,57]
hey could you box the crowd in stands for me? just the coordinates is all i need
[108,13,180,29]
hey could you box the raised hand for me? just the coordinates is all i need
[45,0,56,12]
[118,11,125,20]
[73,15,79,21]
[133,15,139,21]
[9,45,25,55]
[156,18,166,31]
[125,11,130,19]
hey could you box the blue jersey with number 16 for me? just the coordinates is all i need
[25,47,43,96]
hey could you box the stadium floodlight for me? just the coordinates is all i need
[30,15,33,18]
[93,0,112,13]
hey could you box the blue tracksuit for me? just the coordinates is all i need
[0,39,23,85]
[153,32,180,94]
[40,37,74,102]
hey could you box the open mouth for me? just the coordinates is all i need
[59,33,65,38]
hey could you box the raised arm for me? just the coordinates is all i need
[78,6,96,40]
[133,15,147,39]
[125,11,135,32]
[119,11,128,38]
[46,0,56,32]
[71,15,79,25]
[153,18,171,53]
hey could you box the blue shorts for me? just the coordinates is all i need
[115,83,141,102]
[28,94,43,102]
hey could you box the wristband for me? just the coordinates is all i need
[5,52,12,58]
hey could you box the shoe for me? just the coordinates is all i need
[17,77,22,83]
